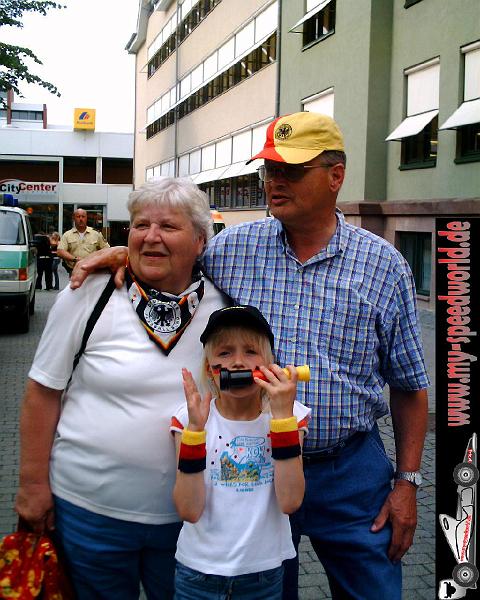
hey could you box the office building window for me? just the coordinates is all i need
[303,0,335,47]
[11,110,43,121]
[147,33,276,140]
[440,42,480,163]
[386,58,440,169]
[456,123,480,160]
[148,0,222,78]
[399,232,431,296]
[199,174,265,209]
[63,157,96,183]
[401,115,438,167]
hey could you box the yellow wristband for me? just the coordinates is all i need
[270,416,297,433]
[181,429,207,445]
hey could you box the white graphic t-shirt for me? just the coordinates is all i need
[171,399,310,576]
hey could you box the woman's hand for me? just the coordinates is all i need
[254,364,298,419]
[70,246,128,289]
[15,482,54,534]
[182,368,211,432]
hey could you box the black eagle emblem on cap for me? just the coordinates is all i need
[275,123,292,140]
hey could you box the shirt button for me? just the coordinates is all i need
[294,304,299,310]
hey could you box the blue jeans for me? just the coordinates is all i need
[174,562,283,600]
[283,425,401,600]
[53,496,182,600]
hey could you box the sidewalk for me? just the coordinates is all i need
[0,280,436,599]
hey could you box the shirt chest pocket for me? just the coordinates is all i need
[319,295,379,376]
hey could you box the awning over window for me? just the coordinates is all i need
[385,109,438,141]
[439,98,480,130]
[238,160,262,176]
[192,166,227,184]
[289,0,332,33]
[218,162,245,179]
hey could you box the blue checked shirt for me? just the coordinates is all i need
[203,210,429,451]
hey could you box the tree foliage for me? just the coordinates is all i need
[0,1,65,100]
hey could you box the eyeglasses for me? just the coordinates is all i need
[257,163,330,183]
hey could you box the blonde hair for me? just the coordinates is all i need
[202,325,274,410]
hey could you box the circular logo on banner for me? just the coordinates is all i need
[145,300,181,332]
[275,123,292,140]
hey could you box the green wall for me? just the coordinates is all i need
[279,0,479,203]
[386,0,480,200]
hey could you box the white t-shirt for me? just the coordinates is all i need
[171,399,311,576]
[29,273,226,524]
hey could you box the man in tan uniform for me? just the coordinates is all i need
[57,208,109,275]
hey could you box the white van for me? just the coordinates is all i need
[0,200,37,333]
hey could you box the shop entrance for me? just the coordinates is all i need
[19,203,58,234]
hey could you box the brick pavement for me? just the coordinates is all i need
[0,278,436,599]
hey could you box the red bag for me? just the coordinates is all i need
[0,531,75,599]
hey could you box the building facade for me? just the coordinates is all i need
[0,93,133,244]
[279,0,480,307]
[129,0,479,306]
[127,0,279,226]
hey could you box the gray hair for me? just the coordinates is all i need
[127,177,213,241]
[320,150,347,168]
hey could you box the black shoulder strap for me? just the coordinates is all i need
[71,275,117,374]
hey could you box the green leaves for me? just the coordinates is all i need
[0,1,65,101]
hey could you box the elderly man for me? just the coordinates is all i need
[57,208,109,275]
[71,113,429,600]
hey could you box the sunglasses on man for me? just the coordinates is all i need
[257,163,330,183]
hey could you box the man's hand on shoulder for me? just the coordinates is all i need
[70,246,128,289]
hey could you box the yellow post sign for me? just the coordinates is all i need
[74,108,96,131]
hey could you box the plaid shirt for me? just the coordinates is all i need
[203,210,429,451]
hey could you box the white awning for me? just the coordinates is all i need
[386,110,438,141]
[289,0,332,33]
[219,162,245,179]
[238,160,262,176]
[439,98,480,130]
[192,166,228,185]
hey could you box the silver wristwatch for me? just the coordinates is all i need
[394,471,422,488]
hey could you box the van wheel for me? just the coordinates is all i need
[29,291,36,315]
[16,303,30,334]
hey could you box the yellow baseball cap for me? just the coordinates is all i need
[248,112,344,164]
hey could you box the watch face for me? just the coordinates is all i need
[414,472,423,486]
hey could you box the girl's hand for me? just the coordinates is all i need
[254,364,297,419]
[182,368,211,431]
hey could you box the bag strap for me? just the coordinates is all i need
[71,274,116,374]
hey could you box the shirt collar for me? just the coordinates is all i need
[274,208,347,263]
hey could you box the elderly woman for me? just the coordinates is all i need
[15,178,227,600]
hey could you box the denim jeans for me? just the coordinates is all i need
[282,424,401,600]
[53,496,182,600]
[174,562,283,600]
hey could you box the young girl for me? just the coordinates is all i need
[170,305,310,600]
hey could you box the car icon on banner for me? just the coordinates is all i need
[438,434,478,599]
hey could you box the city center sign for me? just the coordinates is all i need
[0,179,59,203]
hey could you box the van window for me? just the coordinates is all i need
[0,210,26,245]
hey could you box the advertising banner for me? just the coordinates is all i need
[436,218,479,599]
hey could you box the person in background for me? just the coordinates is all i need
[57,208,109,276]
[49,231,61,291]
[15,179,227,600]
[171,305,310,599]
[70,113,430,600]
[34,231,53,291]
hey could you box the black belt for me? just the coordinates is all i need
[302,430,368,465]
